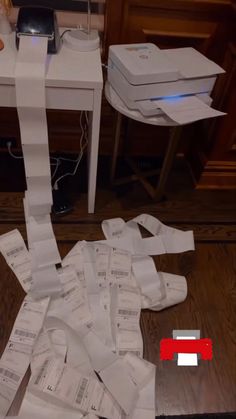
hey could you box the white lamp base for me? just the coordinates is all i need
[64,29,100,52]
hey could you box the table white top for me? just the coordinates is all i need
[0,31,103,89]
[105,82,177,127]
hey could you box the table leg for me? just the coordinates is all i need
[110,111,122,183]
[87,88,102,213]
[154,126,182,200]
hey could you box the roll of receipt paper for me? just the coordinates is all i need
[15,35,61,299]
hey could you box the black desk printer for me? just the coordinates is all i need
[15,6,60,54]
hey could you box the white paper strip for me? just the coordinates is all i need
[0,229,32,293]
[99,358,139,415]
[0,296,49,417]
[30,266,61,300]
[22,144,51,178]
[149,272,187,310]
[100,214,194,255]
[132,255,164,308]
[154,95,225,125]
[15,36,52,216]
[127,366,156,419]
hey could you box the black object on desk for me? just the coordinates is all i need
[15,6,61,53]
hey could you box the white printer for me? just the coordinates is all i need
[107,43,225,117]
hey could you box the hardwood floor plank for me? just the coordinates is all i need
[0,187,235,224]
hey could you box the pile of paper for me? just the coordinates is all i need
[0,214,195,418]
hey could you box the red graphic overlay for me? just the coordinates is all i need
[160,338,213,361]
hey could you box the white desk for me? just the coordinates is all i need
[0,33,103,213]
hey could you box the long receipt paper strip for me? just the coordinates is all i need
[0,35,195,418]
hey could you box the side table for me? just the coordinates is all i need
[105,82,183,201]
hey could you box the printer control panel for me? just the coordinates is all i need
[124,45,152,61]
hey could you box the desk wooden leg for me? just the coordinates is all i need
[87,89,102,213]
[154,126,182,201]
[110,111,122,183]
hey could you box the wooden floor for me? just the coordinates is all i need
[0,160,236,416]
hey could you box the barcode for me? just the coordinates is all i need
[14,329,36,340]
[61,286,77,299]
[0,367,21,383]
[75,378,88,405]
[112,231,122,237]
[119,350,141,357]
[111,270,129,276]
[6,246,24,257]
[97,271,106,277]
[118,309,139,316]
[34,360,49,386]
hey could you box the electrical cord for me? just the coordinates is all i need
[60,29,72,39]
[102,63,109,69]
[53,111,88,190]
[6,109,88,190]
[51,158,61,180]
[7,142,23,159]
[7,141,60,166]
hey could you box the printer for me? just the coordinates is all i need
[16,6,61,54]
[108,43,225,117]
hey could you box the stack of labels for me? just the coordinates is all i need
[0,212,194,418]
